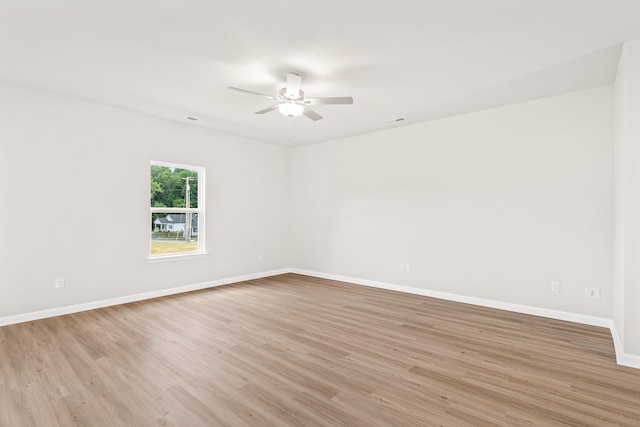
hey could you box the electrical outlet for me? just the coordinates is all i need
[55,277,65,289]
[584,288,600,300]
[405,263,411,272]
[400,264,405,272]
[258,253,263,262]
[551,281,561,293]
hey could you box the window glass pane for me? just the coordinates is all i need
[150,165,199,208]
[151,212,199,256]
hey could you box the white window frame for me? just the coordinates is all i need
[150,160,206,261]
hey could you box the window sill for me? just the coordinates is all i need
[148,251,208,263]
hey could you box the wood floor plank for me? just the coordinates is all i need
[1,273,640,426]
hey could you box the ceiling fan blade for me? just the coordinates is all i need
[304,96,354,105]
[228,86,278,100]
[303,106,323,121]
[285,73,302,98]
[254,105,280,115]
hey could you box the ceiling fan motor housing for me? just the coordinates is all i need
[279,87,304,101]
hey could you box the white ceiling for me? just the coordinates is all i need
[2,0,640,146]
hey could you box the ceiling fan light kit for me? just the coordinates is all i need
[229,73,353,122]
[278,101,304,117]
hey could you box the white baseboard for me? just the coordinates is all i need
[0,268,291,327]
[609,323,640,369]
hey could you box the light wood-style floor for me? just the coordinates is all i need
[1,274,639,426]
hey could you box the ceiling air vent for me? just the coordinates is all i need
[385,117,407,123]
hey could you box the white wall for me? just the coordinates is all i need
[0,79,620,335]
[614,39,640,358]
[290,86,613,318]
[0,81,290,318]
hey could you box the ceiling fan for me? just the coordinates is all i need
[228,73,353,121]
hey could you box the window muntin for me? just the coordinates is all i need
[150,161,205,258]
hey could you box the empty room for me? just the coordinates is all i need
[2,1,640,425]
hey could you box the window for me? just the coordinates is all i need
[150,161,205,259]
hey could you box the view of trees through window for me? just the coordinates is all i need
[150,163,203,257]
[150,165,199,209]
